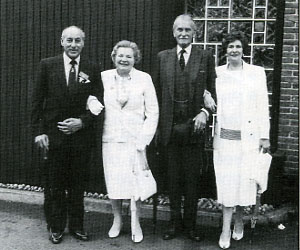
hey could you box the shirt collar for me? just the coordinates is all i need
[63,52,80,65]
[177,44,192,56]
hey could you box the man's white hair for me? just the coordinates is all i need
[173,14,197,32]
[61,26,85,40]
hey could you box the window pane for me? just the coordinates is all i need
[186,0,206,18]
[194,21,205,43]
[254,33,264,44]
[266,21,276,43]
[254,21,265,32]
[232,0,253,18]
[255,0,266,6]
[207,8,229,18]
[207,21,228,42]
[220,0,229,6]
[255,8,265,18]
[267,0,277,18]
[208,0,218,6]
[253,46,274,68]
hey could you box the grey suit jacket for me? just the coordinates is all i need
[154,46,216,145]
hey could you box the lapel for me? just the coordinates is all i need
[57,55,68,93]
[186,46,202,100]
[165,48,177,100]
[78,56,88,77]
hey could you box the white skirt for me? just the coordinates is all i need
[102,142,137,199]
[213,138,258,207]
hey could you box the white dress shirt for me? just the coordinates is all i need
[63,53,80,85]
[177,44,192,65]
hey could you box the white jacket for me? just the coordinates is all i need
[101,68,159,149]
[214,62,270,151]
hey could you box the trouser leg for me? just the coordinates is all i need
[67,146,90,231]
[44,148,68,233]
[166,144,183,227]
[182,144,202,231]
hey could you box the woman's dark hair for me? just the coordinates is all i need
[221,31,249,55]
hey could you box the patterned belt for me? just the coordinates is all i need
[220,128,241,140]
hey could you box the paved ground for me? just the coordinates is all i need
[0,200,298,250]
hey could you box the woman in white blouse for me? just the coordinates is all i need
[213,32,270,249]
[101,40,159,243]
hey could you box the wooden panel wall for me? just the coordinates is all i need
[0,0,184,192]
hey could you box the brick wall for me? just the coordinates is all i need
[277,0,299,175]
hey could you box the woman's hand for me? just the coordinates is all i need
[259,138,270,153]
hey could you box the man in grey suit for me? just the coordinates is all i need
[32,26,103,244]
[154,14,216,241]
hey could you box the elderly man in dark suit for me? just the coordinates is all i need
[154,14,216,241]
[32,26,103,244]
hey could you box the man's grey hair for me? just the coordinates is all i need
[173,14,197,32]
[61,26,85,40]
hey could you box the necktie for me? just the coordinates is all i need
[179,49,186,71]
[68,60,77,86]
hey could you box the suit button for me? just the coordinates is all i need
[248,121,251,123]
[250,133,253,136]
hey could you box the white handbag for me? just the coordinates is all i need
[250,149,272,194]
[133,150,157,201]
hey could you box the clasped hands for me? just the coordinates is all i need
[57,118,82,135]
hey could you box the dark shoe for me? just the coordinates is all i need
[49,230,63,244]
[70,230,89,241]
[186,230,202,242]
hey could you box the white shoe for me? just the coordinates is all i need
[218,231,231,249]
[232,225,244,241]
[108,221,122,238]
[131,223,143,243]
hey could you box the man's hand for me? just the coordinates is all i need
[35,134,49,150]
[193,112,207,132]
[57,118,83,135]
[259,138,270,153]
[204,90,217,112]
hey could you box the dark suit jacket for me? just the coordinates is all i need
[154,46,216,146]
[32,54,104,149]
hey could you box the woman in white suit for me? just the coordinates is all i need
[213,31,270,249]
[101,40,159,243]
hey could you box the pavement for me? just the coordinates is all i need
[0,189,298,250]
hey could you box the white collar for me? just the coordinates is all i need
[177,44,192,55]
[114,67,135,80]
[63,52,80,64]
